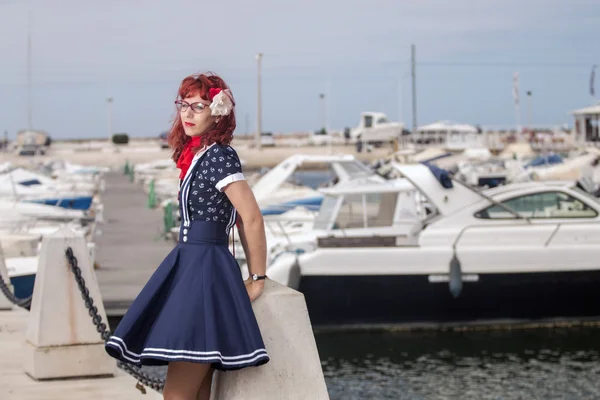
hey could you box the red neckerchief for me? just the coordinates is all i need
[176,136,202,180]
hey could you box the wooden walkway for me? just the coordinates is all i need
[0,310,162,399]
[95,172,176,316]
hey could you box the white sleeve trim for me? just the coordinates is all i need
[215,172,245,192]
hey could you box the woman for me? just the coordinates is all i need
[105,72,270,400]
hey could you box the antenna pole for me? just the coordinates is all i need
[411,44,417,134]
[27,9,33,132]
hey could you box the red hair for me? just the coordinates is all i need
[167,72,236,163]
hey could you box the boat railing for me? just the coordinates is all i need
[263,216,317,245]
[449,219,600,250]
[0,215,87,236]
[315,218,423,247]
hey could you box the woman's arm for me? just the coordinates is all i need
[223,180,267,301]
[235,216,255,286]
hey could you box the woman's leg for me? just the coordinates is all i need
[163,361,211,400]
[196,368,214,400]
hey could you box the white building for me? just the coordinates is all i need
[571,103,600,144]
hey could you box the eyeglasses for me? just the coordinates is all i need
[174,100,207,113]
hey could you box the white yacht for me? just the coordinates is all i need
[265,163,600,326]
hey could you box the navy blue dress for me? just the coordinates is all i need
[105,143,270,371]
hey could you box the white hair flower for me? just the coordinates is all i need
[209,88,235,117]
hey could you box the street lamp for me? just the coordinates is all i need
[106,97,113,143]
[526,91,533,132]
[319,93,326,133]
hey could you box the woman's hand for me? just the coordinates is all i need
[245,280,265,302]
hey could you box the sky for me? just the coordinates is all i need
[0,0,599,140]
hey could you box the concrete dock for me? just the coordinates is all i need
[0,310,162,399]
[95,172,175,317]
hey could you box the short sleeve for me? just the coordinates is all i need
[206,145,245,192]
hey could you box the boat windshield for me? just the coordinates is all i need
[313,195,339,230]
[572,185,600,205]
[313,190,413,231]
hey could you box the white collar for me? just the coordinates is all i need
[182,143,216,182]
[193,142,216,160]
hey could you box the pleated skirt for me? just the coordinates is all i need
[105,221,269,371]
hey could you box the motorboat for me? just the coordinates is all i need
[229,154,393,262]
[265,163,600,326]
[0,169,96,210]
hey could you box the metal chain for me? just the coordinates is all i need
[64,247,164,393]
[0,267,32,308]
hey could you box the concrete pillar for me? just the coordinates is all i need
[0,246,14,310]
[23,226,115,380]
[211,279,329,400]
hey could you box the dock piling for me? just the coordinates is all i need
[211,279,329,400]
[0,250,14,311]
[23,226,115,380]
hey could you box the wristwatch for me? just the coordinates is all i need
[252,274,267,281]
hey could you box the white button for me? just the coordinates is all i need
[183,236,188,242]
[183,229,188,234]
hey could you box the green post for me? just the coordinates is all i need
[147,179,157,209]
[124,160,130,175]
[163,201,175,236]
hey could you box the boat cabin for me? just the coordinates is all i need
[313,177,424,247]
[414,121,482,150]
[571,103,600,144]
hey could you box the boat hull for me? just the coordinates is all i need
[10,274,36,300]
[298,270,600,326]
[28,196,93,210]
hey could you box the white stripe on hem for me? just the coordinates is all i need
[106,341,141,364]
[106,341,268,366]
[140,352,268,366]
[107,336,267,362]
[215,172,245,192]
[143,347,267,359]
